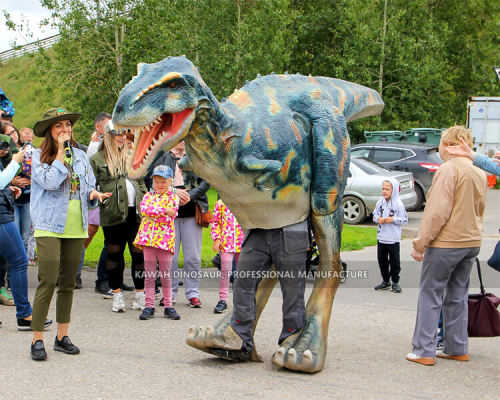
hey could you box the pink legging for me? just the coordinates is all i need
[220,252,236,301]
[143,246,174,308]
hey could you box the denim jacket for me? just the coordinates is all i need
[30,148,97,234]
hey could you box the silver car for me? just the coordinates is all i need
[343,158,417,224]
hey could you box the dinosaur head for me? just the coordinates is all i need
[113,56,210,178]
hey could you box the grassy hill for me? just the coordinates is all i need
[0,51,64,145]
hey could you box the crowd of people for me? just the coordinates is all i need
[0,96,496,366]
[0,104,226,360]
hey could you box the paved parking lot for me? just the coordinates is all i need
[1,190,499,399]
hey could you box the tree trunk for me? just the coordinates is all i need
[378,0,388,95]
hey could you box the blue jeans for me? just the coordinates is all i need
[0,221,32,318]
[14,202,31,251]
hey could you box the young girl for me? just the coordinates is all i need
[210,198,244,313]
[134,165,180,320]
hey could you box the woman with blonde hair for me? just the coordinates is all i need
[90,122,147,313]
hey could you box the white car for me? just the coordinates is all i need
[343,157,417,224]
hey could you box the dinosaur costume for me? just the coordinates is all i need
[112,56,384,373]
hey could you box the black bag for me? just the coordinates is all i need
[467,258,500,337]
[487,240,500,272]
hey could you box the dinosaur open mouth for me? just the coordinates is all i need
[132,108,193,170]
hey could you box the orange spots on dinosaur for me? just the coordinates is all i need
[276,184,302,201]
[328,187,338,208]
[280,150,296,181]
[244,126,253,146]
[324,129,337,155]
[354,92,360,105]
[367,90,375,105]
[265,87,281,115]
[339,136,350,178]
[169,93,181,101]
[338,87,346,111]
[264,127,277,150]
[300,165,310,181]
[308,75,320,85]
[289,120,302,143]
[228,89,254,110]
[310,89,322,100]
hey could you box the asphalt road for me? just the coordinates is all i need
[1,191,500,400]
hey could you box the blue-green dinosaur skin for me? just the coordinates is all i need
[113,56,383,229]
[113,56,384,373]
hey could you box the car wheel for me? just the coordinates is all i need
[414,185,425,210]
[342,196,366,224]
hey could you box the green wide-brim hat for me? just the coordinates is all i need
[33,107,81,137]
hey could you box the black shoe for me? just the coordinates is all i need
[391,282,402,293]
[139,307,155,320]
[54,336,80,355]
[75,276,82,289]
[96,288,113,299]
[17,318,53,331]
[121,283,134,291]
[164,307,180,320]
[214,300,227,314]
[95,280,110,292]
[374,281,391,291]
[31,340,47,361]
[210,347,251,362]
[178,281,183,286]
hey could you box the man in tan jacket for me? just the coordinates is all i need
[406,126,487,366]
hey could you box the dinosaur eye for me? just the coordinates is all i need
[169,81,177,88]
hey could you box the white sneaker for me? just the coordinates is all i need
[112,292,126,313]
[130,291,145,310]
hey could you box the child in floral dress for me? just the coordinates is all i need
[134,165,180,320]
[210,198,244,313]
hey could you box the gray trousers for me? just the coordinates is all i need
[231,221,309,350]
[171,217,202,301]
[412,247,479,358]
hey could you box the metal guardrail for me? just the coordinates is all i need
[0,34,60,63]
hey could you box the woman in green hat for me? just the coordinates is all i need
[29,108,111,361]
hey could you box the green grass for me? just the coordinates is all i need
[0,51,63,145]
[340,224,377,251]
[84,188,377,267]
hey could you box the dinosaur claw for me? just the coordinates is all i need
[303,349,313,361]
[271,347,286,368]
[285,348,297,369]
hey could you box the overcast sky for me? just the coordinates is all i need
[0,0,58,53]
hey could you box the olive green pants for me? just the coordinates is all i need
[31,237,84,331]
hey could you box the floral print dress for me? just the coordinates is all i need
[134,188,179,253]
[210,199,244,253]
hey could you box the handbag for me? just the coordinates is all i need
[467,258,500,337]
[195,203,213,228]
[487,240,500,272]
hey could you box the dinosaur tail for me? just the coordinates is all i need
[319,78,384,122]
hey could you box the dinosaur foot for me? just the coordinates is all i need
[186,314,262,362]
[271,314,326,373]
